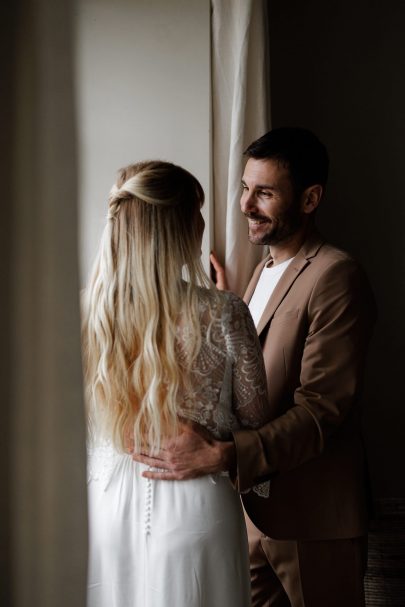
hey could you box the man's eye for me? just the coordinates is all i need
[259,190,272,197]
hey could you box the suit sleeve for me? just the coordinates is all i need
[232,258,377,492]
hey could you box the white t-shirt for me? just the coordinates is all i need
[248,258,294,327]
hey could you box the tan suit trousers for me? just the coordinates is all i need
[246,514,367,607]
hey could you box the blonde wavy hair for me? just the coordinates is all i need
[82,160,211,453]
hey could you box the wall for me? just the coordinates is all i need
[75,0,211,284]
[268,0,405,498]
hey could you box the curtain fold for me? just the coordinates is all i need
[1,0,88,605]
[211,0,270,295]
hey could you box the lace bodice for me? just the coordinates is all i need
[175,289,270,440]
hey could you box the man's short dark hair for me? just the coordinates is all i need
[244,127,329,196]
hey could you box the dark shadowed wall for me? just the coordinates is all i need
[268,0,405,499]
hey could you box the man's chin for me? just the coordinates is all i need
[248,233,272,246]
[248,226,302,246]
[247,220,276,245]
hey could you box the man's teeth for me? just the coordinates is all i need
[249,219,266,224]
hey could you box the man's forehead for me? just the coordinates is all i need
[242,157,291,184]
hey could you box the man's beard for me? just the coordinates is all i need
[247,205,304,246]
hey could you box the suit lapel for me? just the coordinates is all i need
[255,254,309,336]
[244,231,325,337]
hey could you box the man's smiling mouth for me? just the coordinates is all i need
[247,217,270,225]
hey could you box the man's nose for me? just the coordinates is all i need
[240,191,256,214]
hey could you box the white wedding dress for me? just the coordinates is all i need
[87,290,269,607]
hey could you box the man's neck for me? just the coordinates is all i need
[269,224,313,266]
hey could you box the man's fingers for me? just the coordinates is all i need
[209,251,223,272]
[141,469,187,481]
[209,251,228,291]
[209,252,225,280]
[132,455,195,480]
[132,452,170,469]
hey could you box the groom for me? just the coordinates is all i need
[133,127,376,607]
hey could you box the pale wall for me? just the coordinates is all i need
[75,0,211,283]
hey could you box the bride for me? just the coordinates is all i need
[82,160,270,607]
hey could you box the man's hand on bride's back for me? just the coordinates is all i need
[130,419,236,481]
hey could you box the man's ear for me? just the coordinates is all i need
[301,184,323,215]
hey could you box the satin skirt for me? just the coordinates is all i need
[87,448,251,607]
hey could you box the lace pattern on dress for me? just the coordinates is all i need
[252,481,271,498]
[177,291,271,499]
[175,290,269,443]
[87,439,120,488]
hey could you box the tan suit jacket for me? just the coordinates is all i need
[234,231,376,540]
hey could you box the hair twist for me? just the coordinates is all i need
[107,177,140,219]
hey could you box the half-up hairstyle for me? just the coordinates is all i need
[82,161,210,453]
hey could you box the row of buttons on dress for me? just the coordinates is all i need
[144,474,152,536]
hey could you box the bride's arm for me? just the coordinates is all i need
[226,295,270,431]
[132,295,270,481]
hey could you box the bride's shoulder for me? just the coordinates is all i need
[196,287,250,321]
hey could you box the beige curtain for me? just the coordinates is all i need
[1,0,88,605]
[211,0,270,295]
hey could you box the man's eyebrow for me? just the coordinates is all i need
[241,179,278,191]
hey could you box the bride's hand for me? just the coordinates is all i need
[130,419,236,481]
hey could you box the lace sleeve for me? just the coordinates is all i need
[223,294,270,430]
